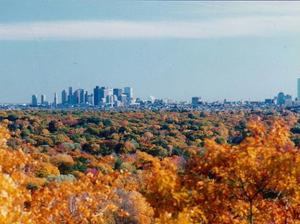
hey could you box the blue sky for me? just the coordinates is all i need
[0,1,300,103]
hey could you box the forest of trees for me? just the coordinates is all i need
[1,109,300,223]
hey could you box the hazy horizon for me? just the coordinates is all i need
[0,1,300,103]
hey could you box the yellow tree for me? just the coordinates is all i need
[184,118,300,223]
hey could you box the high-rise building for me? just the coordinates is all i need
[85,92,93,105]
[84,91,89,104]
[120,94,128,104]
[98,87,111,104]
[93,86,101,106]
[124,87,133,103]
[31,95,38,107]
[53,93,58,107]
[61,90,67,105]
[62,90,67,105]
[41,94,46,105]
[297,78,300,100]
[74,89,85,104]
[68,87,73,104]
[113,88,123,100]
[89,95,94,105]
[106,95,114,105]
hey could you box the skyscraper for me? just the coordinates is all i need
[74,89,84,104]
[124,87,133,101]
[41,94,46,105]
[68,87,73,104]
[31,94,38,107]
[84,91,89,104]
[113,88,123,100]
[99,87,110,104]
[93,86,100,106]
[80,89,85,104]
[297,78,300,100]
[53,93,58,107]
[61,90,67,105]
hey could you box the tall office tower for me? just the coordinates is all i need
[124,87,133,103]
[79,89,84,104]
[74,89,80,104]
[53,93,58,107]
[106,95,114,105]
[84,91,89,104]
[41,94,46,105]
[68,87,73,104]
[93,86,100,106]
[124,87,133,98]
[61,90,67,105]
[99,87,109,104]
[120,94,128,104]
[31,94,38,107]
[113,88,123,100]
[87,94,93,105]
[73,89,84,104]
[297,78,300,100]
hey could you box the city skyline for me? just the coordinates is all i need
[0,1,300,103]
[27,77,300,108]
[14,76,300,105]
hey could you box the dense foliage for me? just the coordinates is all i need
[1,109,300,223]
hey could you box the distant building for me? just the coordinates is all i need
[98,87,111,104]
[119,94,127,104]
[31,95,38,107]
[74,89,84,104]
[68,87,73,104]
[86,93,93,105]
[276,92,292,107]
[277,92,285,106]
[264,99,274,104]
[61,90,67,105]
[93,86,101,106]
[84,91,89,104]
[106,95,114,105]
[298,78,300,100]
[124,87,133,104]
[113,88,123,99]
[53,93,58,107]
[192,97,201,107]
[41,94,46,105]
[285,94,293,107]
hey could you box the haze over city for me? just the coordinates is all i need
[0,1,300,103]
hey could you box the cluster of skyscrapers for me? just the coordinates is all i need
[273,78,300,107]
[29,78,300,110]
[31,86,134,108]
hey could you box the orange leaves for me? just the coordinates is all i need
[35,162,60,177]
[50,153,75,167]
[247,118,266,138]
[184,118,300,223]
[2,113,300,223]
[0,124,10,148]
[0,172,31,223]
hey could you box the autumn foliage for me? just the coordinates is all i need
[1,110,300,223]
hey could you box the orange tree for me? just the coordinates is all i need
[140,118,300,223]
[182,118,300,223]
